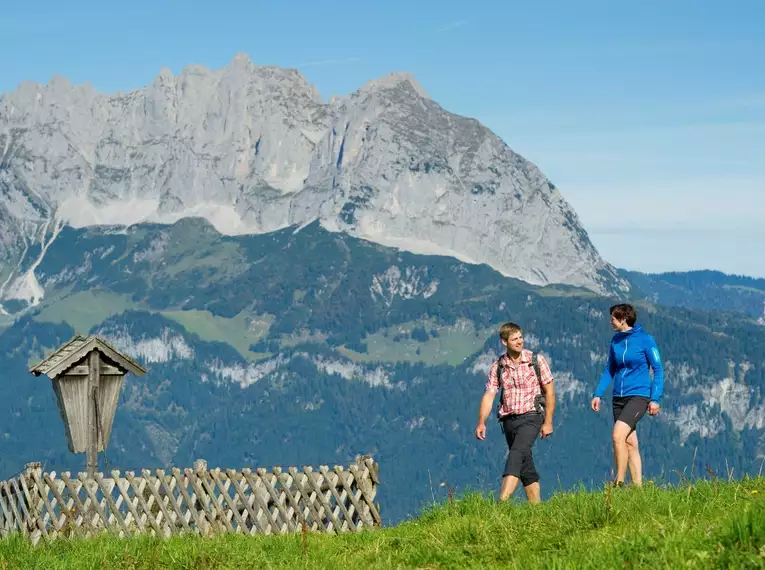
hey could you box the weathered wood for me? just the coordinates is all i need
[171,468,206,532]
[305,467,342,533]
[210,470,246,534]
[287,466,324,531]
[226,469,260,536]
[65,364,125,376]
[54,373,89,453]
[59,473,90,533]
[241,468,280,534]
[1,480,26,536]
[0,457,380,544]
[87,351,100,477]
[42,473,71,534]
[78,473,110,534]
[94,473,131,537]
[30,335,146,379]
[31,336,145,459]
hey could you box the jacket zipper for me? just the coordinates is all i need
[620,339,628,396]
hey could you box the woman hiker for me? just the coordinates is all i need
[591,303,665,487]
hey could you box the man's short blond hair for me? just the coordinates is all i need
[499,322,523,341]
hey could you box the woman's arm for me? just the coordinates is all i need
[593,345,616,398]
[646,338,664,405]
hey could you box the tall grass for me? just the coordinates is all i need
[1,476,763,569]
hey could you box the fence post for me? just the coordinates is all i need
[23,462,44,543]
[192,458,211,534]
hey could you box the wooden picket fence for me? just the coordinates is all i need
[0,457,381,545]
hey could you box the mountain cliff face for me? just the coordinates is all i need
[0,53,628,310]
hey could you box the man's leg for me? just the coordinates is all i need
[524,481,541,503]
[499,417,520,501]
[513,415,543,502]
[499,475,521,501]
[522,422,542,503]
[626,430,642,486]
[612,420,633,484]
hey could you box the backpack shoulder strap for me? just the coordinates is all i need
[532,352,541,386]
[495,357,505,420]
[530,352,547,414]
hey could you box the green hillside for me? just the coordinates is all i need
[621,268,765,318]
[1,477,763,569]
[0,219,763,526]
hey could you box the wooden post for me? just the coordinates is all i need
[24,462,43,538]
[87,351,101,477]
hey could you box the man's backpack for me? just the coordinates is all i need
[496,352,546,423]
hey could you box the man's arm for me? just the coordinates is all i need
[475,362,499,440]
[475,391,495,440]
[540,382,555,438]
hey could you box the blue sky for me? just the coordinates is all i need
[2,0,764,277]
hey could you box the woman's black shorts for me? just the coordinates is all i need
[612,396,649,430]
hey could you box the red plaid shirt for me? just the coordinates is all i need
[486,349,554,417]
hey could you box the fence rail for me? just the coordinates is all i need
[0,457,380,545]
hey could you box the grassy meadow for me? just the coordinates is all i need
[1,476,763,569]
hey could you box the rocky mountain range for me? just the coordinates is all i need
[0,53,628,314]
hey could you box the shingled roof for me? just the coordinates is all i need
[29,335,146,379]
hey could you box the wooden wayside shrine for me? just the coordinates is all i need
[0,335,382,544]
[29,335,147,476]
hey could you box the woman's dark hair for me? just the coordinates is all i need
[610,303,637,327]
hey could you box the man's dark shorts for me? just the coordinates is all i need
[612,396,650,430]
[500,412,543,486]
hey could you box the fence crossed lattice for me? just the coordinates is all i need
[0,457,380,545]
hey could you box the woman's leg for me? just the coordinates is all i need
[613,397,648,485]
[626,430,642,486]
[612,420,632,483]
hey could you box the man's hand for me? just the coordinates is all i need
[591,396,601,412]
[648,401,660,416]
[475,391,494,441]
[540,422,553,438]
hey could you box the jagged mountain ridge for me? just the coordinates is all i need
[0,52,628,310]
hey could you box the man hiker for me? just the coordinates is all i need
[475,322,556,503]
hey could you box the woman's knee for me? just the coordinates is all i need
[612,421,632,444]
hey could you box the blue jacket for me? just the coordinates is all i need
[593,324,664,403]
